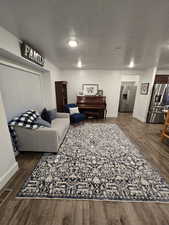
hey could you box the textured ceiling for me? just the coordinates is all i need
[0,0,169,70]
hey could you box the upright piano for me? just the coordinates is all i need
[77,96,107,119]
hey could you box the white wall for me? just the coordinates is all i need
[156,70,169,75]
[0,26,60,110]
[45,61,60,109]
[60,70,141,117]
[0,26,21,58]
[0,91,18,189]
[0,64,44,121]
[121,74,139,85]
[0,25,60,190]
[60,70,121,117]
[133,67,157,122]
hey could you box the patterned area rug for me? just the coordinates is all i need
[17,123,169,202]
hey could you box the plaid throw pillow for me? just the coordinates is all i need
[8,110,41,152]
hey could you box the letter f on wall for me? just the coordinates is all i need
[24,44,30,57]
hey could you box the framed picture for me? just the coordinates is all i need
[140,83,149,95]
[82,84,99,96]
[97,89,103,96]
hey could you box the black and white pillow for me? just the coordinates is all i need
[21,110,39,122]
[9,110,40,129]
[8,110,41,152]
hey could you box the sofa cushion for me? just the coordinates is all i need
[34,117,51,128]
[48,109,57,120]
[41,108,51,124]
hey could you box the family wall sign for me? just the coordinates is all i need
[20,42,45,67]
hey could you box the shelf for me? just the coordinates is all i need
[0,48,49,73]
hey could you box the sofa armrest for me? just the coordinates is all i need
[56,112,69,118]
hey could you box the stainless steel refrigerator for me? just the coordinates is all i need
[119,82,137,113]
[147,82,169,124]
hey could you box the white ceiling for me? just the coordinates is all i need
[0,0,169,70]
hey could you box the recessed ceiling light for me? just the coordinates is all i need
[128,58,135,68]
[77,59,82,68]
[68,39,78,48]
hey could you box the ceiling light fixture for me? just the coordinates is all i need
[128,58,135,68]
[77,59,82,68]
[68,39,78,48]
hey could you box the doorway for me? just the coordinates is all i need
[118,81,137,113]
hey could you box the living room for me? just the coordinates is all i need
[1,0,169,225]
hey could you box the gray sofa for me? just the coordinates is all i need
[15,112,70,152]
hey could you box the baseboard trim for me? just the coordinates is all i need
[133,115,146,123]
[106,114,117,118]
[0,162,18,190]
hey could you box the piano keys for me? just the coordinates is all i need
[77,96,107,119]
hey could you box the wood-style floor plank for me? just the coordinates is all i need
[0,113,169,225]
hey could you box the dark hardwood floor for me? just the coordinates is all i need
[1,113,169,225]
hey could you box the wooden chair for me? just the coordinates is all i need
[161,110,169,142]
